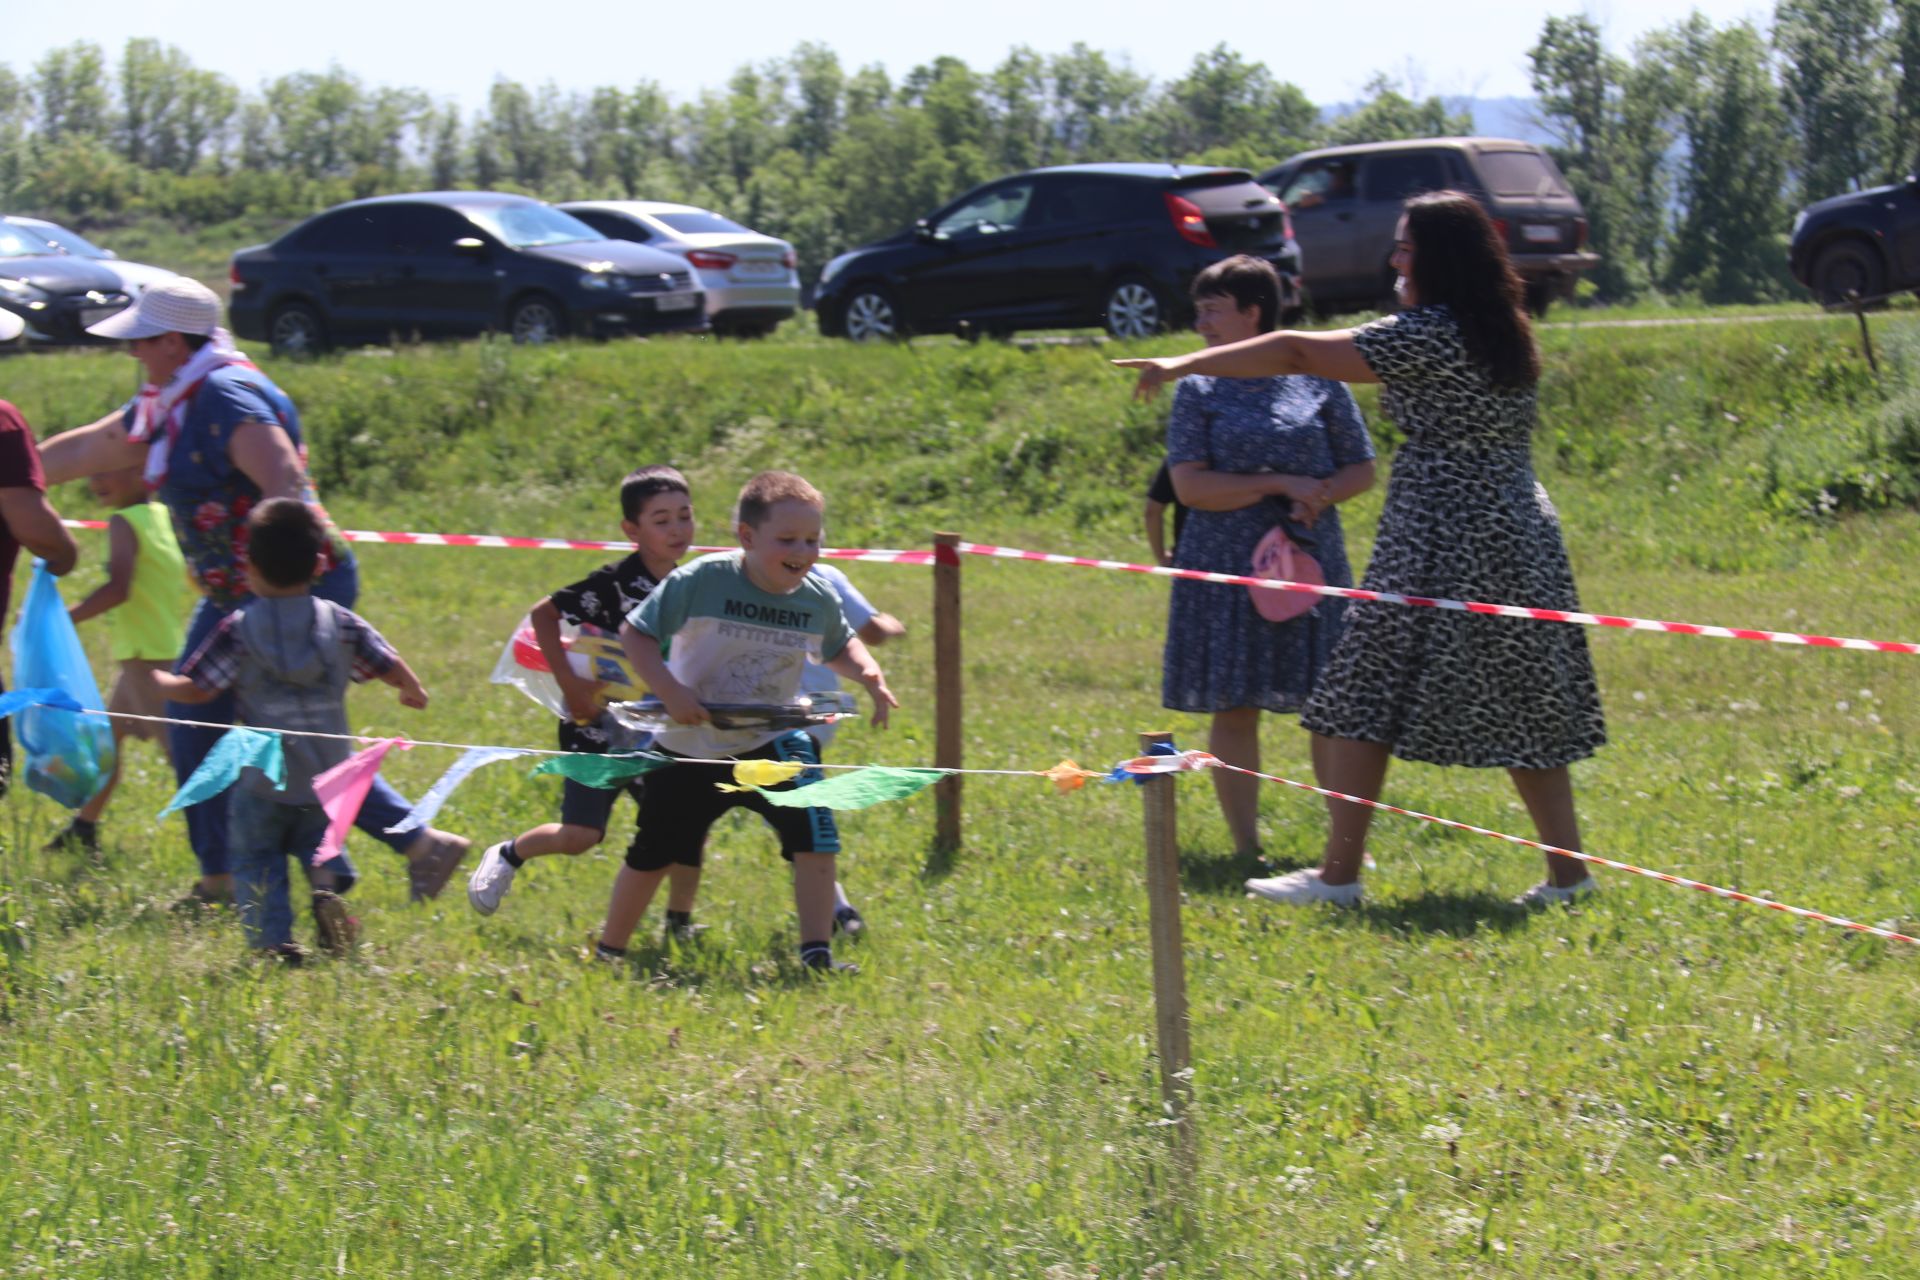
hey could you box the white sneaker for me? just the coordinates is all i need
[1245,868,1363,906]
[1512,876,1597,908]
[467,842,518,916]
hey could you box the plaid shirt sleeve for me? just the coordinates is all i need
[338,608,399,683]
[179,615,243,692]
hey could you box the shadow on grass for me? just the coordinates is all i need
[1345,890,1533,938]
[1179,845,1290,896]
[920,836,958,883]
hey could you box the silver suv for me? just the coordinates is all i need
[1259,138,1599,316]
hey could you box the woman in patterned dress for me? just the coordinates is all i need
[1157,256,1376,862]
[1118,192,1605,907]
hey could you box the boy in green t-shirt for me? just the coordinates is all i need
[602,470,898,974]
[50,463,190,853]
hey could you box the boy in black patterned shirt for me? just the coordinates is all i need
[467,467,699,928]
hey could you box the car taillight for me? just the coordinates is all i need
[686,250,737,270]
[1163,192,1217,248]
[1491,218,1510,242]
[1278,201,1296,243]
[229,263,243,285]
[781,249,797,269]
[1573,217,1589,249]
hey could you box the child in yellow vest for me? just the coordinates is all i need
[50,464,190,853]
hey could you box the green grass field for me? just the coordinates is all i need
[0,313,1917,1277]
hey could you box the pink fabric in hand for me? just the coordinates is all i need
[1248,526,1326,623]
[312,737,410,865]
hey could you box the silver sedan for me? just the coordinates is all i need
[558,200,799,337]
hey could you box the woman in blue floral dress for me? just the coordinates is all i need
[1160,257,1377,860]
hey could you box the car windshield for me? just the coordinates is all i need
[462,203,604,248]
[1477,151,1571,197]
[655,211,751,235]
[28,222,109,258]
[0,226,57,259]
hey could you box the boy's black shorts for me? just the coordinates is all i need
[625,731,840,872]
[559,777,644,834]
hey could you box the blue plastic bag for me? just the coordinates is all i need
[9,561,115,807]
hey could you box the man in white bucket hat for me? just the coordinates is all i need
[38,279,470,905]
[0,306,81,796]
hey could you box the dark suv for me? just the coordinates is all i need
[1259,138,1598,315]
[814,163,1301,341]
[1789,177,1920,305]
[229,192,705,353]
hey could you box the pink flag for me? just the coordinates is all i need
[312,738,410,865]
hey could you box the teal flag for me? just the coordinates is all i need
[530,753,676,788]
[160,728,284,816]
[746,767,944,810]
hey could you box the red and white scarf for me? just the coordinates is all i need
[129,329,257,487]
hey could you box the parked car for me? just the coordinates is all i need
[1258,138,1598,316]
[1789,177,1920,305]
[228,192,705,353]
[814,163,1302,342]
[5,215,179,296]
[0,218,133,346]
[558,200,799,337]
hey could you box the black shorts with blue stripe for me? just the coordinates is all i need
[624,730,840,871]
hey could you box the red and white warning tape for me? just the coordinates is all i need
[1185,755,1920,947]
[60,521,1918,654]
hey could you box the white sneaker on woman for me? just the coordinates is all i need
[1512,876,1597,907]
[1245,868,1363,906]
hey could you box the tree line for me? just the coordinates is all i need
[2,2,1915,304]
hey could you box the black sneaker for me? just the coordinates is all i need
[44,821,100,856]
[832,904,865,936]
[260,942,308,967]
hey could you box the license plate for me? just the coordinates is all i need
[655,293,698,312]
[1522,223,1561,244]
[734,260,784,277]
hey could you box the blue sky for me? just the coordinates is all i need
[12,0,1769,109]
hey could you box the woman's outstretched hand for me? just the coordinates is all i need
[1112,357,1183,402]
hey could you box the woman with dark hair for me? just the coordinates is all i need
[1117,191,1605,907]
[1154,254,1376,863]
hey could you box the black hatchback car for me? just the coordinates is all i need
[229,192,705,353]
[1789,177,1920,305]
[814,163,1301,341]
[0,216,133,346]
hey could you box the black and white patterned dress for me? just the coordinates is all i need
[1299,306,1606,768]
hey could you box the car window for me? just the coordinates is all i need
[654,211,751,235]
[462,203,602,249]
[1279,160,1357,210]
[384,204,475,255]
[0,225,55,259]
[22,221,109,259]
[1361,152,1451,203]
[571,210,652,242]
[292,208,397,254]
[1474,150,1573,198]
[1029,180,1114,228]
[932,182,1034,239]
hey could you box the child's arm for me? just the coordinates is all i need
[856,613,906,647]
[151,670,220,705]
[377,656,429,710]
[529,596,603,723]
[618,623,708,725]
[823,636,898,728]
[1143,498,1169,567]
[68,514,137,625]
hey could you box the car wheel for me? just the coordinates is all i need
[509,294,568,344]
[1811,240,1885,306]
[269,303,327,356]
[1104,276,1166,340]
[842,287,902,342]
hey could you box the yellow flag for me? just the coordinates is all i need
[731,759,805,790]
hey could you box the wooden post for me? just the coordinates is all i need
[1138,730,1195,1179]
[933,532,963,852]
[1850,291,1881,377]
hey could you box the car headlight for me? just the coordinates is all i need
[579,271,622,291]
[819,253,853,287]
[0,277,46,301]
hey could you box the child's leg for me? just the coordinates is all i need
[756,732,851,970]
[665,864,702,914]
[792,852,836,942]
[470,781,613,916]
[598,865,669,951]
[228,791,294,951]
[512,822,604,858]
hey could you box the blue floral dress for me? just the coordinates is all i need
[1162,374,1375,713]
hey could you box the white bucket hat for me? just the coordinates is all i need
[87,276,221,340]
[0,309,22,342]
